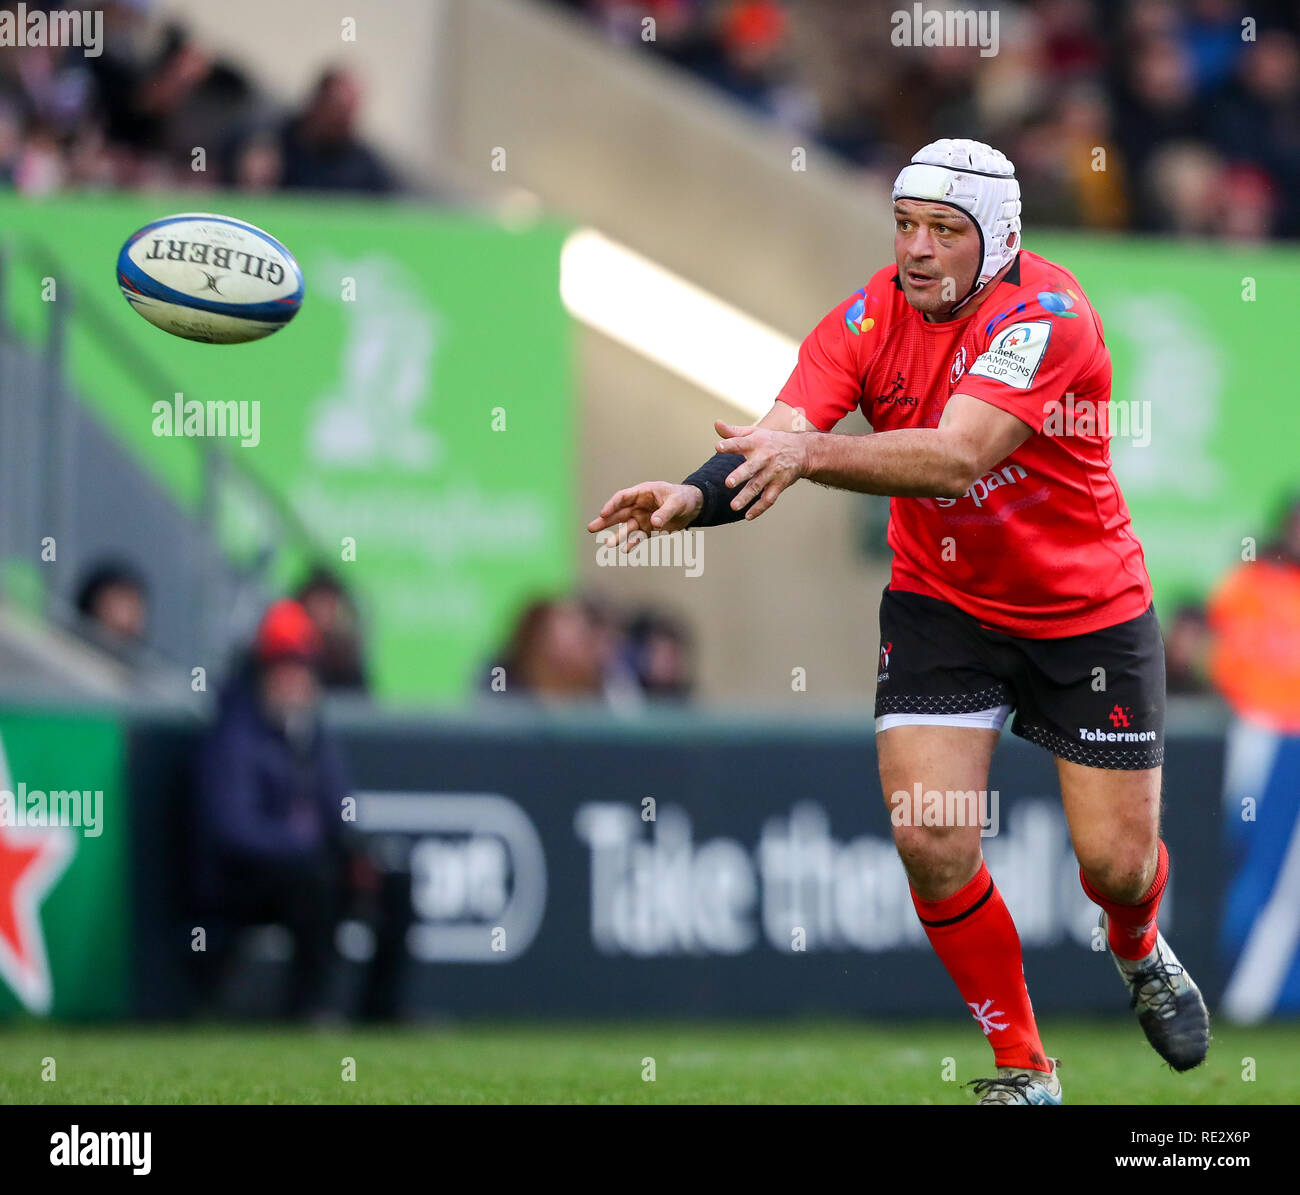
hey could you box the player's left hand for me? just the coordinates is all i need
[714,419,809,520]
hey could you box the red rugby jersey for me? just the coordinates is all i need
[777,250,1152,637]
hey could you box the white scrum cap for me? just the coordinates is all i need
[892,138,1022,303]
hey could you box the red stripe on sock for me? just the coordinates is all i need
[1080,840,1169,961]
[911,861,1050,1072]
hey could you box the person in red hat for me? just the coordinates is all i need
[254,598,326,726]
[192,599,353,1021]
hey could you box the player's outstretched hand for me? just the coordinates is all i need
[587,481,704,552]
[714,418,809,519]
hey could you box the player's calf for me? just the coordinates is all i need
[880,726,1051,1077]
[1079,841,1210,1070]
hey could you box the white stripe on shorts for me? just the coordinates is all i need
[875,705,1013,734]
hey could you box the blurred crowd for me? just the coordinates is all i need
[0,0,399,196]
[481,594,695,708]
[9,0,1297,234]
[556,0,1300,239]
[70,562,372,693]
[66,569,693,1020]
[69,553,695,712]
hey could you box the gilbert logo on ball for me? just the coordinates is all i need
[116,213,304,344]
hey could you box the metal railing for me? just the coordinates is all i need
[0,237,328,675]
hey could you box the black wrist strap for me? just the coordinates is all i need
[682,453,757,526]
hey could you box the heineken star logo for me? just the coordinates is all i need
[0,823,73,1014]
[0,734,75,1014]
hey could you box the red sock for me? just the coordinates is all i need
[910,861,1049,1072]
[1081,839,1169,961]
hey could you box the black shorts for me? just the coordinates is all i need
[874,587,1165,770]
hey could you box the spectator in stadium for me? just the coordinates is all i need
[226,127,283,191]
[622,609,695,701]
[192,599,352,1021]
[294,566,370,693]
[1037,0,1107,82]
[0,5,400,198]
[1214,163,1279,242]
[579,593,648,709]
[1207,29,1300,237]
[553,0,1300,243]
[706,0,801,124]
[568,0,701,50]
[82,18,258,175]
[84,1,178,152]
[276,68,398,194]
[1116,36,1209,232]
[488,595,618,702]
[1206,496,1300,731]
[0,99,21,183]
[1163,603,1212,696]
[1143,141,1224,237]
[1182,0,1251,94]
[132,24,258,165]
[73,559,150,665]
[11,121,65,194]
[1208,493,1300,1018]
[1014,82,1129,231]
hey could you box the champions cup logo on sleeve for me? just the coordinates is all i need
[968,320,1052,390]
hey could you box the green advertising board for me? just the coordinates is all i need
[0,196,1287,688]
[0,194,574,703]
[0,709,128,1019]
[1032,234,1300,615]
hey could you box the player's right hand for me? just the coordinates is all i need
[587,481,704,551]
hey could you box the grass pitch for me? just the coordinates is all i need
[2,1017,1296,1104]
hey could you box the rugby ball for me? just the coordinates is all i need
[116,212,304,344]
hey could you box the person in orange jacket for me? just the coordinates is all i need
[1208,496,1300,732]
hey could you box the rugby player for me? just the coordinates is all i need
[588,138,1210,1104]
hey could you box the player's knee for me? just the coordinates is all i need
[892,824,978,885]
[1078,850,1154,904]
